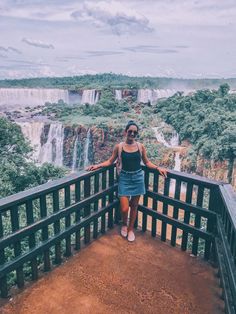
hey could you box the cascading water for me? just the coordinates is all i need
[152,127,181,171]
[137,89,179,105]
[81,90,99,105]
[152,126,182,192]
[115,90,122,101]
[84,128,91,168]
[39,124,64,166]
[72,134,78,172]
[17,121,45,162]
[0,88,69,108]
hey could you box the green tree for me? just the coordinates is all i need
[218,83,230,97]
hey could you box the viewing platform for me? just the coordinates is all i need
[0,165,235,313]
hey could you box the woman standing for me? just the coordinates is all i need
[86,120,168,242]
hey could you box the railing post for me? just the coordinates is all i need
[181,183,193,251]
[64,186,72,256]
[84,177,91,244]
[75,180,81,250]
[0,214,8,298]
[40,195,51,270]
[161,177,170,241]
[108,167,114,229]
[151,172,159,237]
[93,173,99,239]
[101,170,107,234]
[10,206,24,288]
[26,200,38,280]
[53,190,62,263]
[142,169,150,232]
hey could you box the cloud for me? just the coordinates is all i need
[0,46,8,52]
[8,46,22,54]
[85,50,124,57]
[71,1,153,35]
[22,38,55,49]
[0,45,22,55]
[123,45,178,54]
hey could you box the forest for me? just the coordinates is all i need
[1,73,236,90]
[154,84,236,182]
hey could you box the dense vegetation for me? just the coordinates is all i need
[154,84,236,182]
[1,73,236,90]
[42,88,130,120]
[0,117,65,198]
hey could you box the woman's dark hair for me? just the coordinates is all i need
[125,120,139,132]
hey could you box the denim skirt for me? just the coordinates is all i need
[118,169,146,197]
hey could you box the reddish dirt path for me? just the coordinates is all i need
[1,227,224,314]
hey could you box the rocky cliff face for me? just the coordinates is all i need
[90,126,123,164]
[180,146,236,188]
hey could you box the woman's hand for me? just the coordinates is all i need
[157,167,168,178]
[85,165,101,171]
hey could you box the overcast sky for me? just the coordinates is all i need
[0,0,236,79]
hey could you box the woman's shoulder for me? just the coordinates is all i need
[137,141,145,149]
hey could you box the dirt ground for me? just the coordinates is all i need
[1,227,224,314]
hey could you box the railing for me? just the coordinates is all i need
[0,164,119,298]
[137,167,236,314]
[0,165,235,313]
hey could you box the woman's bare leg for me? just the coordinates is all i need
[128,195,140,231]
[119,196,130,225]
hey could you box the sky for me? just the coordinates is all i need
[0,0,236,79]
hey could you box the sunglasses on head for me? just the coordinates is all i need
[127,130,138,136]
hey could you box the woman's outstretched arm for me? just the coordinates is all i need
[85,144,119,171]
[141,144,168,177]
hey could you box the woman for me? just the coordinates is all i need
[86,120,168,242]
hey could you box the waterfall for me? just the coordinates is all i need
[137,89,154,104]
[72,134,78,172]
[115,90,122,101]
[152,126,182,192]
[17,121,45,162]
[84,128,91,168]
[137,89,178,104]
[0,88,69,108]
[81,90,99,105]
[38,124,64,167]
[170,131,179,147]
[152,127,171,147]
[152,126,181,171]
[174,152,181,172]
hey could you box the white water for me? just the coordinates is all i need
[72,134,78,172]
[17,122,44,162]
[0,88,69,108]
[115,90,122,100]
[81,89,99,105]
[39,124,64,166]
[137,89,177,104]
[84,128,91,168]
[152,126,181,171]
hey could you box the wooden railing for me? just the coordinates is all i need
[138,167,236,314]
[0,165,235,313]
[0,164,118,298]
